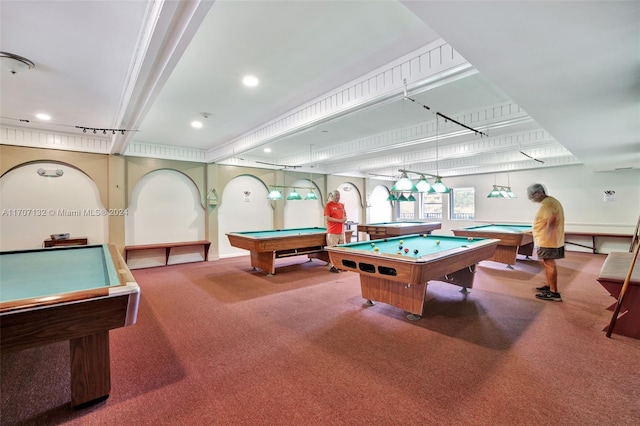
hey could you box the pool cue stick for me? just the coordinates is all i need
[606,242,640,338]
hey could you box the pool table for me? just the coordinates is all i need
[325,234,499,320]
[597,251,640,339]
[227,227,334,275]
[357,221,441,240]
[452,224,534,267]
[0,244,140,407]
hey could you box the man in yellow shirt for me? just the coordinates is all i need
[527,183,565,302]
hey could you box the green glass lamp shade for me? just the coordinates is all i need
[387,193,398,201]
[304,190,318,200]
[487,185,502,198]
[432,177,450,193]
[416,176,432,193]
[391,173,419,193]
[287,189,302,200]
[267,189,283,200]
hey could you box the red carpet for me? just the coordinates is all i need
[2,252,640,425]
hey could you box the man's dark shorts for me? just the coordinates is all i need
[537,246,565,259]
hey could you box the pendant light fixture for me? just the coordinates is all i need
[486,155,517,199]
[267,166,283,200]
[415,175,432,193]
[305,145,318,200]
[286,188,302,200]
[431,116,450,194]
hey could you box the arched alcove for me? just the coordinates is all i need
[284,178,324,228]
[368,185,393,224]
[125,169,205,268]
[217,174,273,258]
[0,161,107,250]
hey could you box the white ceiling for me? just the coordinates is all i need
[1,1,638,181]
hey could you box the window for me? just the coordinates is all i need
[398,200,415,219]
[422,193,443,219]
[450,187,475,220]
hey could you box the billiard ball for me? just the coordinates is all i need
[468,237,473,241]
[370,242,376,247]
[398,245,403,250]
[435,240,440,245]
[397,251,402,255]
[414,249,419,254]
[374,247,379,252]
[383,239,388,242]
[421,234,427,238]
[399,240,404,244]
[404,248,409,253]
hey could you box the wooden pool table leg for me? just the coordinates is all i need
[489,246,518,268]
[440,265,476,292]
[250,251,277,275]
[70,331,110,407]
[360,275,427,320]
[518,242,535,259]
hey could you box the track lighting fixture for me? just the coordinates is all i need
[75,126,132,135]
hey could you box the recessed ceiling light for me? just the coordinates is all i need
[264,148,271,153]
[36,113,51,120]
[242,75,259,87]
[191,121,203,129]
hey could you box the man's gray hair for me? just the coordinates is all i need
[527,183,547,196]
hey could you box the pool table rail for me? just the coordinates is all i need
[326,237,498,318]
[326,238,499,287]
[452,225,534,266]
[357,221,441,240]
[0,244,140,407]
[227,228,329,275]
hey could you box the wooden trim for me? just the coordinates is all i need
[124,240,211,264]
[564,232,632,254]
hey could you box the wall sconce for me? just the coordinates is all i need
[37,168,63,177]
[207,188,219,206]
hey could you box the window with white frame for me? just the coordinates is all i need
[450,187,475,220]
[422,193,443,219]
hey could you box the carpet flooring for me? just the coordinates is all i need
[2,251,639,425]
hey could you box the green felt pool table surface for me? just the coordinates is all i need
[452,224,534,266]
[226,227,331,275]
[338,234,478,259]
[326,234,499,320]
[228,227,326,238]
[459,224,532,233]
[0,244,121,304]
[357,221,441,239]
[0,244,139,407]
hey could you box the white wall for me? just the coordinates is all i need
[429,165,640,253]
[284,179,324,228]
[125,169,205,268]
[336,182,362,224]
[217,175,273,258]
[0,162,107,250]
[368,184,393,223]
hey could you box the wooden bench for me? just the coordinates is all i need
[564,232,632,254]
[597,251,640,339]
[124,240,211,265]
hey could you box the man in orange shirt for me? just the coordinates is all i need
[324,190,347,273]
[527,183,565,302]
